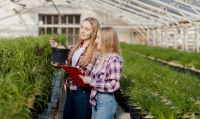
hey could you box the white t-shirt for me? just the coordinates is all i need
[72,48,85,67]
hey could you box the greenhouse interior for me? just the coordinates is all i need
[1,0,200,119]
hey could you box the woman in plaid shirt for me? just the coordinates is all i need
[79,27,123,119]
[50,17,100,119]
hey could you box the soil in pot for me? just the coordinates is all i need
[52,47,70,65]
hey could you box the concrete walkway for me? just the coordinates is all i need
[54,78,66,119]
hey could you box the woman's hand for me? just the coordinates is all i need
[65,60,68,65]
[60,60,68,69]
[51,62,61,69]
[76,66,84,73]
[79,75,91,84]
[50,37,58,47]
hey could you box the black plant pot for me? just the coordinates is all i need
[129,105,142,119]
[52,47,70,65]
[123,104,130,112]
[119,93,129,107]
[114,89,122,103]
[139,113,148,118]
[118,94,125,106]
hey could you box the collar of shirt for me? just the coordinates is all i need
[97,54,113,62]
[97,54,114,65]
[93,54,116,76]
[80,41,83,46]
[69,41,88,62]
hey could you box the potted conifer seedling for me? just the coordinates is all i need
[51,33,70,65]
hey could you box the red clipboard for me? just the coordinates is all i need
[61,65,92,88]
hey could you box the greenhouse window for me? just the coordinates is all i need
[38,14,80,46]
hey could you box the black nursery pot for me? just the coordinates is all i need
[129,105,142,119]
[52,47,70,65]
[114,89,122,103]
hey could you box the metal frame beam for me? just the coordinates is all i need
[92,1,158,27]
[115,0,174,21]
[172,0,200,13]
[99,0,166,27]
[93,0,159,27]
[150,0,200,19]
[132,0,185,20]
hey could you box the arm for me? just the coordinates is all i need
[90,58,123,93]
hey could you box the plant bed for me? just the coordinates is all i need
[120,49,200,119]
[143,56,200,79]
[120,42,200,71]
[0,35,54,118]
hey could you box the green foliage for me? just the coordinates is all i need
[0,35,54,118]
[52,33,68,48]
[121,49,200,119]
[120,42,200,69]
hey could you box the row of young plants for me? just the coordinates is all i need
[0,35,56,118]
[120,42,200,69]
[120,49,200,119]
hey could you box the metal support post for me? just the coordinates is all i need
[165,27,169,48]
[181,26,184,51]
[196,24,199,53]
[159,28,161,47]
[184,26,188,51]
[174,26,177,49]
[153,29,156,46]
[147,28,150,45]
[130,29,134,44]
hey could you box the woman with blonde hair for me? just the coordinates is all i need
[79,26,123,119]
[50,17,100,119]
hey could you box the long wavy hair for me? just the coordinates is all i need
[98,26,121,57]
[67,17,100,68]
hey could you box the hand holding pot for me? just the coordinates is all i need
[50,37,58,47]
[65,60,68,65]
[51,62,61,69]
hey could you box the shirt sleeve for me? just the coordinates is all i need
[90,57,123,93]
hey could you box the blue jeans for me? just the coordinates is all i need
[63,84,92,119]
[92,93,117,119]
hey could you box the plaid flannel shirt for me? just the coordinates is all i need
[64,42,97,91]
[89,54,123,107]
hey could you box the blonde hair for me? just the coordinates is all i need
[67,17,100,68]
[98,27,121,57]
